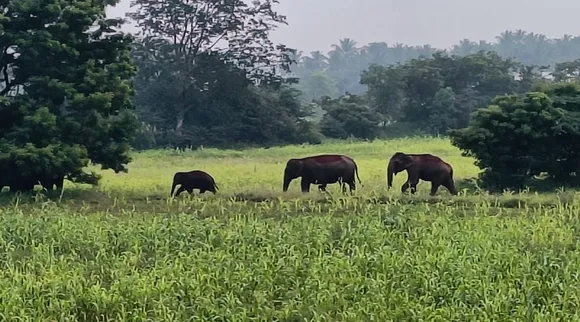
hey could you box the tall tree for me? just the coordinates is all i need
[0,0,138,191]
[361,51,522,131]
[127,0,296,138]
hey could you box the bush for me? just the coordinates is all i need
[450,83,580,191]
[318,94,383,140]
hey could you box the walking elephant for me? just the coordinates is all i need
[283,154,362,193]
[386,152,457,196]
[170,170,219,197]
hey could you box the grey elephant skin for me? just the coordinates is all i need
[170,170,219,197]
[283,154,362,193]
[387,152,457,196]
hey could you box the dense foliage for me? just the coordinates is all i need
[360,51,543,135]
[450,83,580,190]
[126,0,322,149]
[0,0,138,191]
[318,94,382,140]
[126,16,580,148]
[289,31,580,101]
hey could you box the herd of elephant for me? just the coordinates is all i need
[170,152,458,197]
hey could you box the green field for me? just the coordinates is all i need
[1,137,580,321]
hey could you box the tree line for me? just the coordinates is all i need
[288,32,580,100]
[1,0,579,192]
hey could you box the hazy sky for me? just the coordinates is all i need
[107,0,580,53]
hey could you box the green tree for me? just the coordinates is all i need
[360,64,406,123]
[127,0,296,140]
[450,83,580,191]
[289,31,580,109]
[318,94,382,140]
[127,0,317,148]
[0,0,137,191]
[427,87,457,134]
[296,71,339,103]
[361,51,523,133]
[552,59,580,82]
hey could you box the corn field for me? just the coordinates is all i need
[0,138,579,321]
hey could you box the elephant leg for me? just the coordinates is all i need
[300,178,310,193]
[199,189,206,194]
[408,172,420,194]
[318,184,327,192]
[410,182,419,194]
[175,186,186,196]
[430,182,441,196]
[347,181,356,194]
[401,180,410,193]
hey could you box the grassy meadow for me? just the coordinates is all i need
[1,137,580,320]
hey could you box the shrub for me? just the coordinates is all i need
[450,83,580,191]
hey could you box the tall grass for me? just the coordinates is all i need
[0,137,579,320]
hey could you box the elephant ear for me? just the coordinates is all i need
[392,152,414,170]
[287,159,303,173]
[401,155,415,168]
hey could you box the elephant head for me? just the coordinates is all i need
[387,152,414,189]
[283,159,304,192]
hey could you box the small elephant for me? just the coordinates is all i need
[283,154,361,193]
[316,176,346,193]
[170,170,219,197]
[387,152,457,196]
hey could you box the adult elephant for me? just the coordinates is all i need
[283,154,362,193]
[386,152,457,196]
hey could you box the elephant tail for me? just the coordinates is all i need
[354,162,363,186]
[170,177,178,197]
[214,182,219,191]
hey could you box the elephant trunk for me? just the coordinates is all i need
[387,160,396,189]
[170,180,178,197]
[283,174,291,192]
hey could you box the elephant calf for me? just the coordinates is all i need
[387,152,457,196]
[170,170,219,197]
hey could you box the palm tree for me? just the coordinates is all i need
[286,50,305,78]
[496,29,527,59]
[364,42,390,66]
[452,39,477,56]
[302,51,328,71]
[521,32,551,66]
[328,38,359,71]
[330,38,359,57]
[389,43,408,64]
